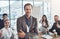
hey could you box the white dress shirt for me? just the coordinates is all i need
[26,25,30,32]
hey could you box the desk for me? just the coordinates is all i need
[38,32,60,39]
[18,32,60,39]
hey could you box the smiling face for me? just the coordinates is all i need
[43,16,47,21]
[24,3,33,17]
[54,15,59,22]
[4,20,10,28]
[25,5,32,16]
[42,15,47,21]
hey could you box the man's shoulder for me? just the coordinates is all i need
[17,15,25,20]
[1,27,5,30]
[0,19,2,21]
[17,15,37,20]
[0,19,1,20]
[0,19,3,23]
[32,16,37,20]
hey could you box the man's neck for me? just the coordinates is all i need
[25,15,31,20]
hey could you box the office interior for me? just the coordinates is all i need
[0,0,60,39]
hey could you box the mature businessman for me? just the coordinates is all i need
[17,3,38,39]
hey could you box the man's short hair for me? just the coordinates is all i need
[54,15,59,17]
[3,13,8,16]
[24,3,33,10]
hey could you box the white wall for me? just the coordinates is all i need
[51,0,60,20]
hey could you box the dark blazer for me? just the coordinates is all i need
[49,22,60,35]
[17,15,38,34]
[49,22,56,32]
[0,19,4,29]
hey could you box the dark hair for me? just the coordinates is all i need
[54,15,59,17]
[24,3,33,10]
[3,13,8,16]
[42,15,49,27]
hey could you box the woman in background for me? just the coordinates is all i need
[39,15,49,34]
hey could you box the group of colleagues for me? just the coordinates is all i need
[0,14,17,39]
[39,15,60,36]
[0,3,60,39]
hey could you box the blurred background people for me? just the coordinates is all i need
[0,13,8,29]
[54,15,59,22]
[49,15,60,36]
[0,19,2,29]
[39,15,49,34]
[0,19,16,39]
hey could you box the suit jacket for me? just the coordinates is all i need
[17,15,38,34]
[49,22,60,35]
[0,19,4,29]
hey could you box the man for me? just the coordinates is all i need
[53,15,59,28]
[54,15,59,22]
[17,3,38,39]
[49,15,60,32]
[0,13,8,29]
[0,19,2,29]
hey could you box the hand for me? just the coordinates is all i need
[54,32,57,37]
[31,30,34,33]
[54,32,57,35]
[45,29,49,32]
[18,30,26,38]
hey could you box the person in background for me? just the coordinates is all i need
[49,15,60,36]
[0,13,8,29]
[39,15,49,34]
[0,19,2,29]
[49,15,59,32]
[49,21,60,36]
[54,15,59,22]
[0,19,16,39]
[53,15,59,28]
[17,3,38,39]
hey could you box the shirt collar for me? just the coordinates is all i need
[24,15,31,21]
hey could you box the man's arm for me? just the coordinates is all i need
[17,18,22,33]
[49,23,56,33]
[17,18,26,38]
[34,18,38,34]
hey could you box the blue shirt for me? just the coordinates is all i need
[25,15,31,27]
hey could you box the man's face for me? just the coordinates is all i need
[3,15,7,20]
[54,16,59,22]
[24,5,32,16]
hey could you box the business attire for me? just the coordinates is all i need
[49,22,60,35]
[17,15,38,39]
[0,19,4,29]
[0,27,16,39]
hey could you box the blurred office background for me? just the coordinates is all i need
[0,0,60,33]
